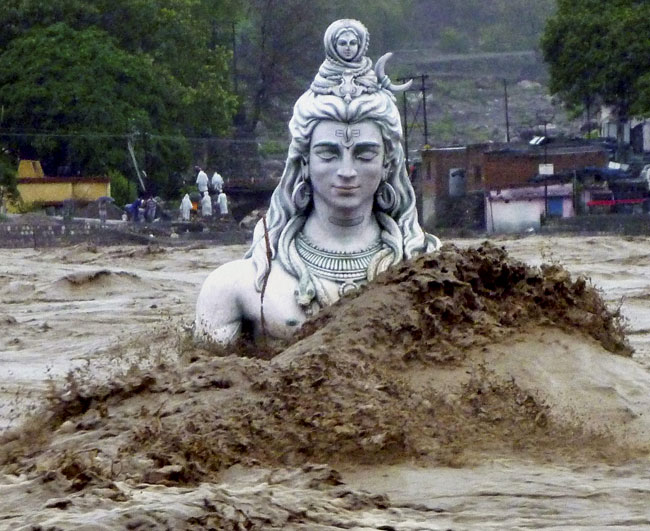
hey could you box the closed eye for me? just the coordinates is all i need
[313,146,340,161]
[355,148,380,161]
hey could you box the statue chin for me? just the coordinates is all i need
[194,19,440,346]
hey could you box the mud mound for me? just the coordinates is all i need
[0,243,638,495]
[49,269,142,293]
[297,242,631,362]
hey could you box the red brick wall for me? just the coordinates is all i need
[483,149,608,189]
[421,144,608,198]
[421,144,487,198]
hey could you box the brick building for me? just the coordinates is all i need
[481,144,608,189]
[418,141,608,228]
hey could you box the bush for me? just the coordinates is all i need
[438,27,470,54]
[109,170,137,207]
[0,153,18,210]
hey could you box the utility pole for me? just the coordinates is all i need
[420,74,429,146]
[232,20,238,93]
[401,90,409,169]
[503,79,511,142]
[397,74,430,170]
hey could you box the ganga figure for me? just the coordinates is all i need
[195,19,440,344]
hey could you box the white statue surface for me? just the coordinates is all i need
[195,19,440,345]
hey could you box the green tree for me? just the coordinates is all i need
[0,0,239,195]
[542,0,650,152]
[0,24,188,180]
[0,151,18,212]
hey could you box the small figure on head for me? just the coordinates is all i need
[195,166,209,196]
[326,18,369,65]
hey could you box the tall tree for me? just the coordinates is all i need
[233,0,327,134]
[0,0,239,193]
[0,23,188,179]
[0,151,18,211]
[542,0,650,152]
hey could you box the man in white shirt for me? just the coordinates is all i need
[211,171,224,193]
[195,166,209,195]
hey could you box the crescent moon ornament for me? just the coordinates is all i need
[374,53,413,92]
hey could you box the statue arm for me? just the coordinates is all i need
[194,259,253,345]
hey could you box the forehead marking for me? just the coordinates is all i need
[335,127,361,148]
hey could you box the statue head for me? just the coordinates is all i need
[324,19,369,64]
[246,20,438,312]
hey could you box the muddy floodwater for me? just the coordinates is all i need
[1,234,650,530]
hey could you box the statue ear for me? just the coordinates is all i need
[382,161,391,182]
[300,157,310,182]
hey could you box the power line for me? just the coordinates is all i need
[0,129,264,143]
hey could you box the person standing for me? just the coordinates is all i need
[217,190,228,219]
[98,201,107,226]
[195,166,209,195]
[201,192,213,218]
[126,197,143,222]
[145,196,157,222]
[180,193,192,221]
[211,170,224,193]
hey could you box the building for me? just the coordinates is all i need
[486,183,576,233]
[10,160,110,211]
[600,106,650,153]
[419,141,609,232]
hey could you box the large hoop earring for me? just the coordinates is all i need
[375,181,396,212]
[292,179,312,211]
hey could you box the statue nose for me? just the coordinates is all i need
[337,157,357,179]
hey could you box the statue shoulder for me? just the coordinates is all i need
[195,258,257,344]
[198,258,256,300]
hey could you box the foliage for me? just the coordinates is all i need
[541,0,650,149]
[258,139,287,158]
[232,0,326,133]
[0,0,239,197]
[0,152,18,209]
[109,170,137,207]
[438,28,470,54]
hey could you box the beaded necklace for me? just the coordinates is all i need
[295,232,382,296]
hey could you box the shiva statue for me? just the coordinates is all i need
[195,19,440,344]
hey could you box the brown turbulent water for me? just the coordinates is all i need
[1,235,650,530]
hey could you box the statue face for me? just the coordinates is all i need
[335,30,359,61]
[309,120,384,214]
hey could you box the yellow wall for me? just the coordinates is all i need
[9,160,111,211]
[72,181,110,201]
[17,181,73,204]
[10,180,110,212]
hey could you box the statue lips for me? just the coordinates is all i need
[332,185,360,195]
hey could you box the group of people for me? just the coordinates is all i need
[125,195,157,223]
[179,166,229,221]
